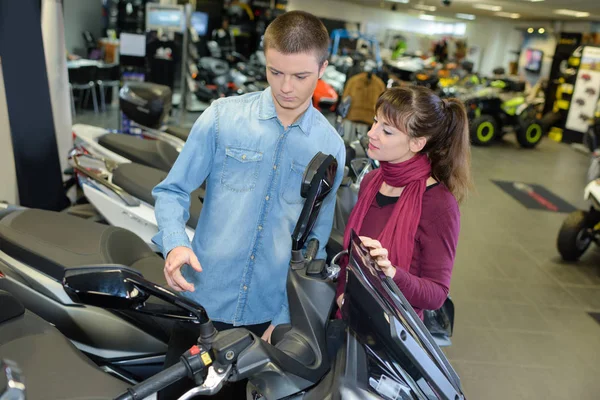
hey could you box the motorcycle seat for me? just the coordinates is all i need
[0,209,166,287]
[0,295,129,399]
[98,133,179,173]
[112,162,205,228]
[165,125,191,142]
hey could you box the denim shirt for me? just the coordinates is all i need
[152,87,346,326]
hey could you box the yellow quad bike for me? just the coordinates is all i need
[463,86,546,148]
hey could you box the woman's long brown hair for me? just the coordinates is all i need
[375,86,474,203]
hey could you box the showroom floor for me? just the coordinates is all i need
[75,106,600,399]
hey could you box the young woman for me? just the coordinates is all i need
[335,85,473,320]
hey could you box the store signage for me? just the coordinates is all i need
[566,46,600,133]
[492,180,577,213]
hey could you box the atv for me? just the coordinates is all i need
[463,86,546,148]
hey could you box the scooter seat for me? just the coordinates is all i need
[0,209,166,286]
[0,297,129,399]
[98,133,178,172]
[165,125,191,141]
[112,163,205,228]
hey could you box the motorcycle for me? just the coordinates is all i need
[0,153,464,398]
[557,115,600,261]
[0,152,337,383]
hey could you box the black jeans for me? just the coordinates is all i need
[158,320,270,400]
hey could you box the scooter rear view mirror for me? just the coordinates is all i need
[63,266,212,324]
[292,152,337,252]
[0,360,25,400]
[63,266,149,310]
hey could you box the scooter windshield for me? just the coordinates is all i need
[343,230,464,400]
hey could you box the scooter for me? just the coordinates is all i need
[557,115,600,261]
[0,152,338,384]
[68,152,201,251]
[0,170,464,399]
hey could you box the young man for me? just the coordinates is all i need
[152,10,345,398]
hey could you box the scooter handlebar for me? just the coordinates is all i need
[114,345,211,400]
[114,361,188,400]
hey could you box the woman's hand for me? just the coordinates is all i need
[337,294,344,309]
[359,236,397,278]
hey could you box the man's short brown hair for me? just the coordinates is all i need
[263,11,330,65]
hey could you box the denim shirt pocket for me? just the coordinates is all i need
[221,146,264,192]
[282,160,308,204]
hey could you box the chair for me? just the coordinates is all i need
[96,64,120,112]
[68,65,99,114]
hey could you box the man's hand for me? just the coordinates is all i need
[261,324,276,344]
[164,246,202,292]
[359,236,397,278]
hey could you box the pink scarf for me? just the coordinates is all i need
[343,153,431,271]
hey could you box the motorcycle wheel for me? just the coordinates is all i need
[516,118,545,148]
[557,210,593,261]
[469,115,498,146]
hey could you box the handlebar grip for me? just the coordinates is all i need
[114,361,189,400]
[305,238,319,262]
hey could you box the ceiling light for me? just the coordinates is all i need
[495,11,520,19]
[473,4,502,12]
[538,28,545,34]
[414,4,437,12]
[387,0,410,3]
[527,28,534,33]
[419,14,436,21]
[456,13,476,20]
[553,9,590,18]
[528,0,545,2]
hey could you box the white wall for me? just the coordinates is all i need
[0,58,19,204]
[63,0,104,55]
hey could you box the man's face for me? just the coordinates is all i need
[265,48,328,113]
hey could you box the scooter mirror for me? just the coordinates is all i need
[292,152,337,251]
[63,266,149,310]
[0,360,25,400]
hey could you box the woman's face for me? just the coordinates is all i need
[366,112,426,164]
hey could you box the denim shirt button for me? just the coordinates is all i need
[258,225,263,230]
[273,165,277,170]
[265,196,270,201]
[250,254,255,260]
[243,285,248,291]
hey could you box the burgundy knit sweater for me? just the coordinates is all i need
[335,170,460,319]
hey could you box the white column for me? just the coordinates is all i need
[0,58,19,204]
[41,0,72,175]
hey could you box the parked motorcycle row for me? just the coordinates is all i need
[0,47,462,399]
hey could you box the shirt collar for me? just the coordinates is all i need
[258,87,314,136]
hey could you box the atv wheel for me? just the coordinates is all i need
[517,119,545,148]
[557,210,593,261]
[470,115,498,146]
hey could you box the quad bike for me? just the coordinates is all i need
[557,116,600,261]
[463,87,546,148]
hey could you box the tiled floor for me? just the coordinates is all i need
[75,107,600,399]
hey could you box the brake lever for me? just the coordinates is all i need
[178,364,232,399]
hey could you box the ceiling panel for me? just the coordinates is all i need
[347,0,600,22]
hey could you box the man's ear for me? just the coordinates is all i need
[318,59,329,79]
[410,136,427,153]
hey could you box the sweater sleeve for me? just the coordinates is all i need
[392,205,460,311]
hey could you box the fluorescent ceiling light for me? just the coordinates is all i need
[473,4,502,12]
[495,11,520,19]
[387,0,410,3]
[553,9,590,18]
[528,0,545,2]
[419,14,436,21]
[414,4,437,12]
[456,13,476,20]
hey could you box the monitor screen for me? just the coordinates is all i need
[146,5,184,32]
[524,48,543,74]
[191,12,209,36]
